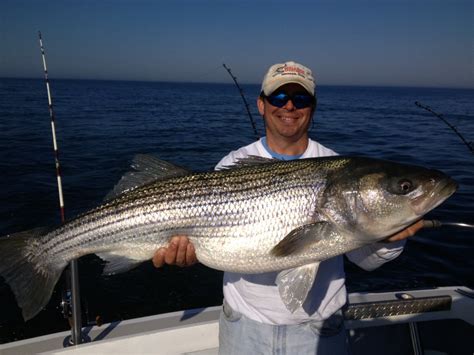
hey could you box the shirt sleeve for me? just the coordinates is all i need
[215,154,235,170]
[215,149,248,170]
[345,240,406,271]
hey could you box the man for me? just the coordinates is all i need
[153,61,423,354]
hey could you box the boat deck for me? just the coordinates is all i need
[0,286,472,354]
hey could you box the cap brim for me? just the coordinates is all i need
[264,78,314,96]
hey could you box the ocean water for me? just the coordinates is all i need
[0,78,472,342]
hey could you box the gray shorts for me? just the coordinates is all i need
[218,300,350,355]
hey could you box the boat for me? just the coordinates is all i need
[0,285,472,354]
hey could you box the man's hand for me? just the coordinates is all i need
[152,235,198,268]
[385,219,425,242]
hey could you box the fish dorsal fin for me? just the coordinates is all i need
[276,262,320,312]
[223,155,276,169]
[105,154,190,201]
[271,222,337,257]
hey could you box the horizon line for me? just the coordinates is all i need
[1,76,473,91]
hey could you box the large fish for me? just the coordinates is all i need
[0,155,457,321]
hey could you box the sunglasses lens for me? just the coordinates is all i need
[266,92,313,109]
[267,93,289,108]
[292,94,313,109]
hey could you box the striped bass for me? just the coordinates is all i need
[0,155,457,320]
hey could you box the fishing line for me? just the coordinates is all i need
[38,31,83,345]
[223,63,260,140]
[414,103,473,230]
[415,101,474,155]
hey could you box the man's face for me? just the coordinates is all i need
[258,83,314,142]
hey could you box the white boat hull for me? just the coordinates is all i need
[0,286,472,355]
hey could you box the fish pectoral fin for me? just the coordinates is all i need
[271,221,337,257]
[98,253,142,275]
[105,154,191,201]
[97,249,153,275]
[276,263,320,313]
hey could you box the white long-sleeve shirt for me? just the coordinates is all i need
[215,138,405,325]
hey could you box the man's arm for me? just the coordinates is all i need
[346,219,424,271]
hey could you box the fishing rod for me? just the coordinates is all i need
[424,220,474,229]
[38,31,83,345]
[222,63,260,140]
[415,101,474,155]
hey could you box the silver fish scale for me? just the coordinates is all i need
[35,159,345,271]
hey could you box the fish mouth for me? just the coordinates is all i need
[411,177,458,215]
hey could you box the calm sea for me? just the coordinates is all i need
[0,78,473,342]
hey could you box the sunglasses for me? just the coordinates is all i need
[263,92,314,109]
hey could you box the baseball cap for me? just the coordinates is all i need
[261,61,315,96]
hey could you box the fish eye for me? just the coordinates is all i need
[399,179,414,194]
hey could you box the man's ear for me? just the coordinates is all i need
[257,96,265,116]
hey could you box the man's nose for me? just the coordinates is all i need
[282,98,296,111]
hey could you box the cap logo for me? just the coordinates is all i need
[274,64,307,78]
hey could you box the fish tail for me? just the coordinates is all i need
[0,229,67,321]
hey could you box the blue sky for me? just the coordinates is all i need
[1,0,473,88]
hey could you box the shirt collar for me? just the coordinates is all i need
[261,136,303,161]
